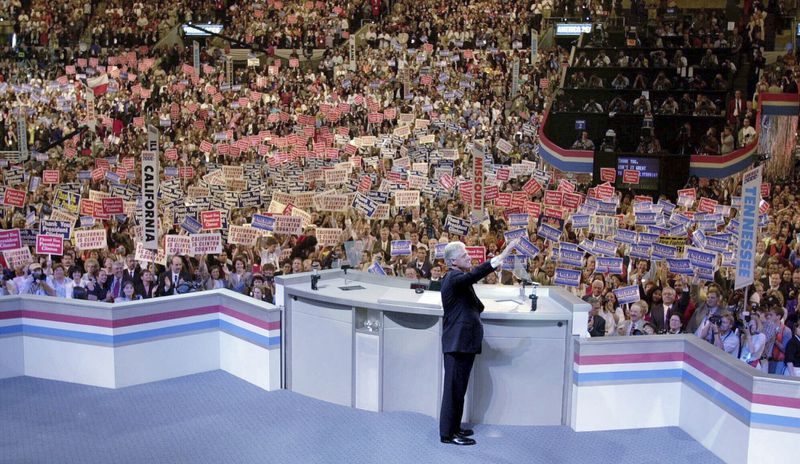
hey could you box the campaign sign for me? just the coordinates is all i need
[596,257,623,274]
[536,223,562,242]
[391,240,412,256]
[367,262,386,275]
[36,235,63,256]
[635,212,657,226]
[508,213,529,228]
[613,285,640,305]
[189,233,223,255]
[0,229,22,251]
[688,247,716,270]
[705,235,729,253]
[597,201,617,214]
[667,258,693,275]
[514,237,540,258]
[578,239,595,254]
[251,214,276,231]
[445,215,470,236]
[201,211,223,230]
[614,228,636,244]
[658,199,676,214]
[43,170,60,184]
[40,220,71,240]
[593,239,617,256]
[560,241,579,251]
[504,228,528,242]
[622,169,640,184]
[559,248,584,267]
[629,243,652,259]
[3,188,26,208]
[692,229,707,248]
[571,214,590,229]
[20,229,37,247]
[101,197,124,215]
[554,268,581,287]
[638,232,659,245]
[434,243,447,259]
[465,246,486,263]
[353,193,377,217]
[599,167,616,183]
[652,242,678,259]
[180,216,202,234]
[695,266,715,282]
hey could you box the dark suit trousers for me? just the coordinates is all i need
[439,352,475,437]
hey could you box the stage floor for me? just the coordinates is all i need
[0,371,721,464]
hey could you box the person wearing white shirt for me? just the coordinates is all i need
[740,316,767,369]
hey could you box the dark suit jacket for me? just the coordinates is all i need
[156,270,192,296]
[440,261,494,354]
[408,258,433,279]
[650,291,690,333]
[589,314,606,337]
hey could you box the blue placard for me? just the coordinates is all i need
[180,216,202,234]
[688,248,716,270]
[40,220,71,239]
[667,258,693,275]
[652,243,678,259]
[367,262,386,275]
[537,223,562,242]
[571,214,590,229]
[504,228,528,242]
[575,119,586,130]
[251,214,276,232]
[614,229,636,244]
[635,212,657,226]
[692,229,707,248]
[559,248,584,267]
[513,237,540,258]
[578,239,595,254]
[593,239,617,256]
[554,268,581,287]
[638,233,659,245]
[613,285,641,305]
[630,243,652,259]
[353,193,377,217]
[705,235,729,253]
[444,215,470,236]
[391,240,412,256]
[508,213,529,228]
[596,257,624,274]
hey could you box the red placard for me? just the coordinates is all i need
[622,170,640,184]
[465,246,486,263]
[599,168,616,183]
[91,168,105,181]
[557,179,576,194]
[496,167,510,182]
[495,192,512,208]
[521,177,542,196]
[80,199,96,217]
[43,170,60,184]
[597,184,615,200]
[525,201,542,217]
[0,229,22,251]
[563,192,583,210]
[677,188,696,199]
[543,207,564,219]
[3,188,26,208]
[697,197,718,214]
[484,185,499,201]
[165,148,178,160]
[36,235,64,256]
[101,197,124,215]
[180,167,195,179]
[760,183,770,198]
[543,190,564,207]
[201,211,222,230]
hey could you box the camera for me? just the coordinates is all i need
[708,315,722,326]
[35,273,47,281]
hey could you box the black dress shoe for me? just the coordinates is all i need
[456,428,474,437]
[440,436,476,446]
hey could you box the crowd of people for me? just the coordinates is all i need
[0,2,798,376]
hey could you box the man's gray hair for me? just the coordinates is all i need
[443,241,466,267]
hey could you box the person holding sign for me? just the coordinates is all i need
[439,238,517,446]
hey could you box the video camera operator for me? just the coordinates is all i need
[697,311,739,356]
[18,263,55,296]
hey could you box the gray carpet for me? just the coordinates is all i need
[0,371,722,464]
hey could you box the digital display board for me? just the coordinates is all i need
[616,156,660,190]
[555,23,593,36]
[182,24,224,37]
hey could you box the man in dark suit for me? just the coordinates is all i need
[650,285,690,333]
[408,246,433,279]
[439,239,516,446]
[157,255,192,296]
[371,227,392,262]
